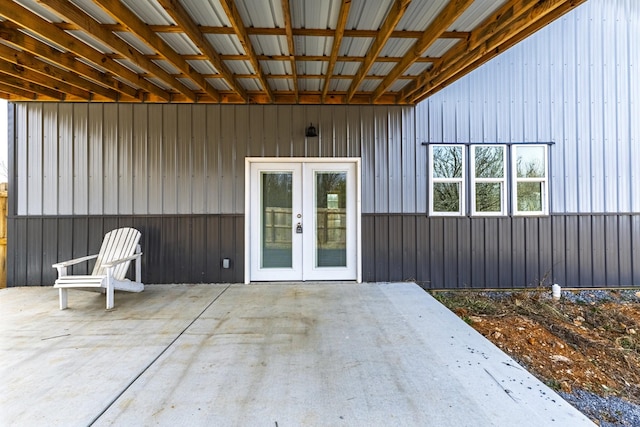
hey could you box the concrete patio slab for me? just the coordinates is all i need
[0,283,594,426]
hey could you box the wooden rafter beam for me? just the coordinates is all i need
[155,0,248,101]
[0,81,38,100]
[399,0,577,103]
[371,0,474,102]
[0,3,170,100]
[38,0,197,101]
[322,0,351,103]
[346,0,412,102]
[0,57,92,100]
[0,70,65,100]
[219,0,274,102]
[0,41,119,101]
[410,0,587,103]
[91,0,221,102]
[97,24,469,40]
[281,0,299,102]
[0,23,138,100]
[141,53,440,64]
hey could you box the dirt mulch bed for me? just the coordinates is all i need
[432,289,640,426]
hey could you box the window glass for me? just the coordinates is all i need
[516,182,543,212]
[433,146,463,178]
[475,146,504,178]
[516,146,545,178]
[430,144,465,216]
[475,182,502,212]
[433,182,460,212]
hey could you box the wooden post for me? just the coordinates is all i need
[0,182,6,288]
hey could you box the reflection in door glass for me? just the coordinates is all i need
[262,172,292,268]
[316,172,347,267]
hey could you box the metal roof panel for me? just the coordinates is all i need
[120,0,175,25]
[157,33,201,55]
[380,38,415,58]
[205,34,245,55]
[347,0,394,30]
[180,0,231,26]
[396,0,449,31]
[188,60,219,75]
[449,0,509,31]
[249,35,288,56]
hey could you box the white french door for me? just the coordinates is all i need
[246,158,360,282]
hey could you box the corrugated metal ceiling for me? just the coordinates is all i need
[0,0,585,104]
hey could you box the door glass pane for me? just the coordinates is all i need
[262,172,292,268]
[316,172,347,267]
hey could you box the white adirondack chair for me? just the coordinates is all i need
[53,227,144,310]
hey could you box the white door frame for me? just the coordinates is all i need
[245,157,362,283]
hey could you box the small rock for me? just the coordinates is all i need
[550,354,572,364]
[492,331,503,339]
[628,328,637,335]
[635,291,640,298]
[468,315,483,324]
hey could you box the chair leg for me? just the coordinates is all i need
[59,288,68,310]
[106,275,114,310]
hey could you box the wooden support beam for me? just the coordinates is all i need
[281,0,299,102]
[155,0,248,101]
[0,57,93,100]
[399,0,571,102]
[0,81,38,100]
[371,0,473,102]
[92,0,220,102]
[0,70,66,100]
[346,0,412,102]
[407,0,587,103]
[130,25,470,40]
[0,3,170,100]
[39,0,197,101]
[219,0,274,102]
[0,23,138,101]
[0,42,119,100]
[322,0,351,103]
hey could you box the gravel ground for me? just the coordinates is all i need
[462,288,640,426]
[559,389,640,427]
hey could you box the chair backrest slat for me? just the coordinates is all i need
[92,228,141,280]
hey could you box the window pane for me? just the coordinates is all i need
[433,146,463,178]
[517,182,542,212]
[475,183,502,212]
[433,182,460,212]
[475,146,504,178]
[516,146,545,178]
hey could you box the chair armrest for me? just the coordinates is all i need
[52,254,98,269]
[102,252,143,269]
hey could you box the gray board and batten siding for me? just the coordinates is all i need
[7,0,640,289]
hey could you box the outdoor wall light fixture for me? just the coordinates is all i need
[305,123,318,137]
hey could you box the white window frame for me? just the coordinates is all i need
[511,144,549,216]
[429,144,466,216]
[470,145,507,216]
